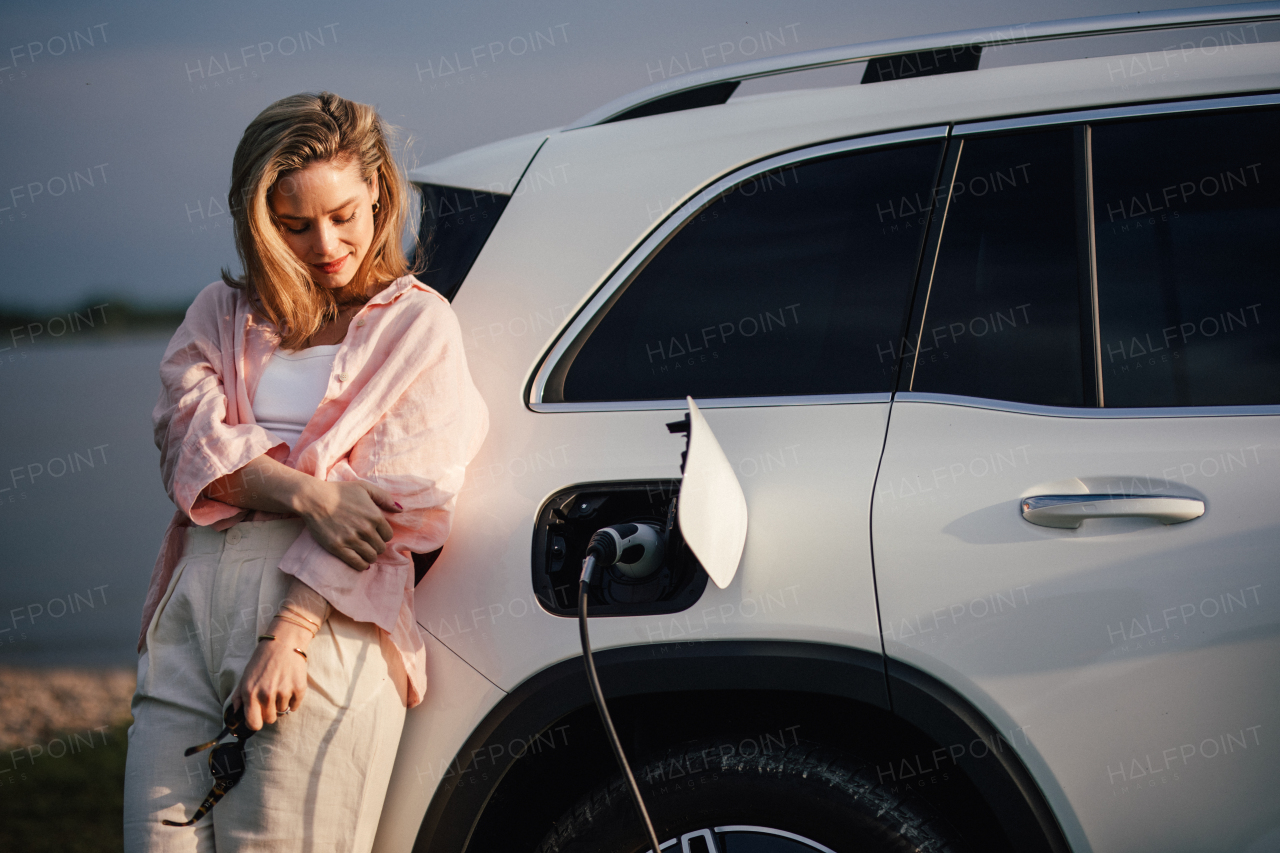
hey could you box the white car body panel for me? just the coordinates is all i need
[372,631,505,853]
[873,400,1280,853]
[407,127,554,193]
[416,401,891,691]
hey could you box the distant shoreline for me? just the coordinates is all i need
[0,301,186,346]
[1,646,141,669]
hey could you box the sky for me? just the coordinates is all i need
[0,0,1236,313]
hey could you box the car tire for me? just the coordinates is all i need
[536,736,963,853]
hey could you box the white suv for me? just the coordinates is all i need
[372,5,1280,852]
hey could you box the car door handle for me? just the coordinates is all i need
[1020,494,1205,529]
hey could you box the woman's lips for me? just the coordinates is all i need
[312,255,349,275]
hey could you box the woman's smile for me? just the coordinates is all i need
[312,254,349,276]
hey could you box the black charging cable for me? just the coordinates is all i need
[579,530,665,853]
[576,414,690,853]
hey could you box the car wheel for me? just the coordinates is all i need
[536,736,963,853]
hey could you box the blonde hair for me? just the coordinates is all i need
[221,91,419,349]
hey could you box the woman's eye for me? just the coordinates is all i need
[280,210,354,234]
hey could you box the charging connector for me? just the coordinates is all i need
[588,523,666,580]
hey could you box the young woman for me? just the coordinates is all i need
[123,91,489,851]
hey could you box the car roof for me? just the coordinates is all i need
[567,1,1280,128]
[410,2,1280,192]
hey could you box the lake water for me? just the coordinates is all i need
[0,334,177,668]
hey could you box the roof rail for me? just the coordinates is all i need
[565,1,1280,129]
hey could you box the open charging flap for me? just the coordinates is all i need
[677,396,748,590]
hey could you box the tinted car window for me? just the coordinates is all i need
[908,128,1087,406]
[1092,107,1280,406]
[416,183,510,301]
[557,142,944,402]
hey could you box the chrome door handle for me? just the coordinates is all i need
[1020,494,1205,529]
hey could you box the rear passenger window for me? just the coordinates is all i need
[1092,107,1280,407]
[554,142,944,402]
[416,183,511,301]
[907,128,1088,407]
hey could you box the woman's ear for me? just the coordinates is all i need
[369,173,380,209]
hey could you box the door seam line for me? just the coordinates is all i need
[868,392,897,713]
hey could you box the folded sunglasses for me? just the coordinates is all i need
[162,703,260,826]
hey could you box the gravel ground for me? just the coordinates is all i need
[0,667,134,852]
[0,666,136,749]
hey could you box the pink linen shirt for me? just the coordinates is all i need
[141,274,489,708]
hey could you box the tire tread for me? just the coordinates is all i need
[536,737,964,853]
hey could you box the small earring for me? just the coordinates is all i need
[372,201,380,213]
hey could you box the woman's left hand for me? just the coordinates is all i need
[233,618,314,731]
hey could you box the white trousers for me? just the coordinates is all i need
[123,518,406,853]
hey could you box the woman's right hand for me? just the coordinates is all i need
[295,479,403,570]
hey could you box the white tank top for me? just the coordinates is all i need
[251,344,341,449]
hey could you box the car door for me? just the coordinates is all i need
[872,103,1280,853]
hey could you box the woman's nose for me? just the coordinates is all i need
[310,222,339,258]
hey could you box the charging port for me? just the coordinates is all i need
[532,480,708,617]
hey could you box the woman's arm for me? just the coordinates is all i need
[214,456,397,731]
[202,452,313,513]
[153,284,293,528]
[203,454,403,571]
[233,575,332,731]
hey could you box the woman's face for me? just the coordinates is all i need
[268,157,379,293]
